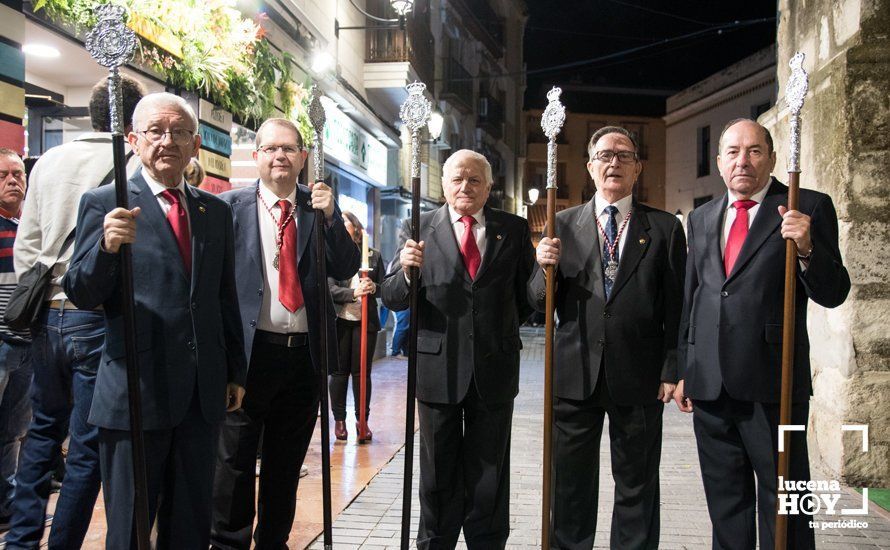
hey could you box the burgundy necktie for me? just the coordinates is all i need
[724,199,758,275]
[277,200,304,312]
[459,215,481,280]
[160,189,191,275]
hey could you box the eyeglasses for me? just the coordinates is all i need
[257,145,303,156]
[591,150,638,164]
[137,128,195,145]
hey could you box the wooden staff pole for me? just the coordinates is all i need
[775,52,808,550]
[540,87,566,549]
[359,231,371,442]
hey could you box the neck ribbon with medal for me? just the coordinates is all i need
[595,207,633,281]
[257,185,296,271]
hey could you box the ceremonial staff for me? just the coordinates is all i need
[85,6,150,549]
[540,87,565,549]
[775,52,808,550]
[308,85,335,550]
[358,230,372,443]
[398,81,431,550]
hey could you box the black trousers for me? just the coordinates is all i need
[210,340,318,550]
[99,391,218,549]
[330,317,377,421]
[551,369,663,550]
[693,390,815,550]
[417,385,513,550]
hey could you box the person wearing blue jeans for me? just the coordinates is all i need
[5,308,103,548]
[0,341,32,529]
[390,308,409,357]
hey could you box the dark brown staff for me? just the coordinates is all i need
[85,6,150,549]
[398,81,432,550]
[775,52,809,550]
[540,87,566,549]
[308,85,334,550]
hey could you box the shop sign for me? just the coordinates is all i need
[0,119,24,155]
[198,99,232,133]
[0,42,24,84]
[127,13,183,58]
[198,123,232,156]
[201,174,232,195]
[0,81,24,121]
[198,149,231,179]
[322,102,388,186]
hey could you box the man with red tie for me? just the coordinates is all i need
[64,92,247,548]
[210,118,359,550]
[675,119,850,549]
[381,149,535,549]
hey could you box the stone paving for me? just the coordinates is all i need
[310,329,890,549]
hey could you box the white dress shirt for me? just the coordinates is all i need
[720,183,771,255]
[141,171,191,228]
[256,182,308,333]
[594,192,633,259]
[448,206,486,260]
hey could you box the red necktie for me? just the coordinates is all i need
[160,189,191,275]
[724,199,757,275]
[277,200,304,312]
[459,215,481,280]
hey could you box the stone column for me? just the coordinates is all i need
[760,0,889,486]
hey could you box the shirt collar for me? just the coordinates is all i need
[142,169,187,198]
[0,207,19,222]
[725,178,771,210]
[448,205,485,227]
[258,180,297,209]
[594,192,633,219]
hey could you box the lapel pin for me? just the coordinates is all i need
[639,238,646,244]
[198,205,206,214]
[496,234,503,240]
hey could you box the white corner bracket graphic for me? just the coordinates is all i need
[778,424,806,453]
[842,424,869,452]
[842,488,870,515]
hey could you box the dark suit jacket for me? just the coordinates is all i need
[381,205,535,405]
[678,178,850,403]
[64,172,247,430]
[528,199,686,404]
[219,183,360,369]
[329,246,385,332]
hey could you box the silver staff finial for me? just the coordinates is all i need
[399,81,432,178]
[308,85,326,181]
[786,52,808,173]
[85,4,136,69]
[541,87,566,189]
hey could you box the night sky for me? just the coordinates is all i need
[522,0,779,115]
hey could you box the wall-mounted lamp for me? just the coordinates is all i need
[335,0,414,38]
[427,111,444,142]
[311,50,335,74]
[528,187,540,205]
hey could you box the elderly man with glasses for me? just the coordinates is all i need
[64,92,247,549]
[210,118,359,550]
[531,126,687,549]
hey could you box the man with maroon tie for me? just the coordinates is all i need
[64,92,247,548]
[210,118,359,550]
[381,149,535,549]
[675,119,850,549]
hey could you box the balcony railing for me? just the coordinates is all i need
[441,57,474,112]
[365,20,434,85]
[478,93,503,139]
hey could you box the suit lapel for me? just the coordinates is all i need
[426,205,465,281]
[474,207,504,281]
[233,184,263,276]
[705,194,728,280]
[608,203,650,302]
[185,185,208,294]
[570,199,605,301]
[129,174,188,282]
[295,186,314,265]
[725,178,784,283]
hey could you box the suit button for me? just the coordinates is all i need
[191,302,198,310]
[249,320,257,327]
[187,339,196,350]
[257,289,263,296]
[472,308,478,315]
[468,333,474,340]
[721,291,729,297]
[602,311,610,318]
[598,337,605,345]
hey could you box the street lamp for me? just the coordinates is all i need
[390,0,414,16]
[427,111,443,142]
[336,0,415,38]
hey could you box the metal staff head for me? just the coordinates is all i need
[786,52,808,173]
[399,81,432,179]
[308,85,326,181]
[86,4,136,136]
[541,87,566,189]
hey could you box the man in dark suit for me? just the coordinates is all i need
[532,126,686,549]
[382,149,534,549]
[64,92,247,548]
[210,118,359,549]
[675,119,850,550]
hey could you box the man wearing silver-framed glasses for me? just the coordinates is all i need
[531,126,686,548]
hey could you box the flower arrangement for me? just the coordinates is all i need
[32,0,311,138]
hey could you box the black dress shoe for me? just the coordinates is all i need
[335,420,348,440]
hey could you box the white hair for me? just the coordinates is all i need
[442,149,493,187]
[132,92,198,132]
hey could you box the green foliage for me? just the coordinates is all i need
[33,0,307,131]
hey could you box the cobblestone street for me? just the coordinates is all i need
[310,328,890,549]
